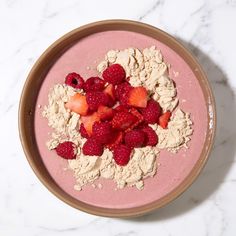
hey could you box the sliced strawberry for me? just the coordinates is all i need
[112,111,138,131]
[103,84,116,107]
[97,105,114,121]
[81,112,100,135]
[106,131,123,150]
[104,84,115,100]
[159,111,171,129]
[127,86,148,108]
[65,93,88,115]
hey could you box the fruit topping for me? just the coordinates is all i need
[127,108,144,131]
[92,121,113,144]
[55,141,77,159]
[86,91,109,111]
[113,144,132,166]
[103,84,115,100]
[82,138,104,156]
[81,112,100,136]
[79,123,89,139]
[159,111,171,129]
[83,77,105,92]
[141,126,158,146]
[127,86,148,108]
[124,130,145,148]
[140,99,162,124]
[106,131,123,150]
[97,105,114,121]
[111,111,138,131]
[65,72,84,89]
[102,64,126,85]
[115,82,132,105]
[65,93,89,115]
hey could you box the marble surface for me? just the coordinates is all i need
[1,0,236,235]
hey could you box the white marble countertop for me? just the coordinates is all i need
[1,0,236,235]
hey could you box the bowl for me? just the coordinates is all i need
[18,20,216,218]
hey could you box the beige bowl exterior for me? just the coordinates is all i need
[18,20,216,218]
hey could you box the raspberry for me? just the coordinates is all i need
[55,141,77,159]
[106,131,123,150]
[65,73,84,89]
[84,77,105,92]
[92,121,113,144]
[142,126,158,146]
[86,91,109,111]
[115,82,132,105]
[82,138,104,156]
[79,123,89,138]
[113,144,132,166]
[102,64,126,85]
[112,111,138,131]
[114,105,129,113]
[126,108,144,132]
[124,130,145,148]
[140,99,162,124]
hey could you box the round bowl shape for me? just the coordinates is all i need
[19,20,216,218]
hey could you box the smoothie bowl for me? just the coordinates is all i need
[19,20,216,217]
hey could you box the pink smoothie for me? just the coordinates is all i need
[34,30,208,209]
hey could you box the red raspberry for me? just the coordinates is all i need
[79,123,89,138]
[83,77,105,92]
[140,99,162,124]
[86,91,109,111]
[126,108,144,132]
[65,73,84,89]
[114,105,129,113]
[82,138,104,156]
[55,141,77,159]
[124,130,145,148]
[115,82,132,105]
[102,64,126,85]
[106,131,123,150]
[113,144,132,166]
[92,121,112,144]
[142,126,158,146]
[112,111,138,131]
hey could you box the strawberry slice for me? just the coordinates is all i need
[106,131,123,150]
[103,84,116,107]
[65,93,89,115]
[81,112,100,135]
[104,84,115,100]
[97,105,114,121]
[112,111,138,131]
[127,86,148,108]
[159,111,171,129]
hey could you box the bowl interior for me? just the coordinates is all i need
[19,20,216,218]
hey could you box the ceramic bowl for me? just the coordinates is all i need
[19,20,216,218]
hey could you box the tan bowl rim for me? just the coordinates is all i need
[18,19,216,218]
